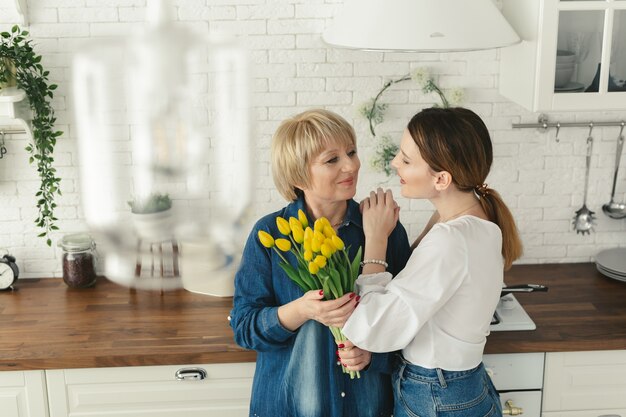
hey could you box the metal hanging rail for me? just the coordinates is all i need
[512,114,626,141]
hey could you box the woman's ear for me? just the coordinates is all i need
[433,171,452,191]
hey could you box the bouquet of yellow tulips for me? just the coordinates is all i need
[258,209,362,379]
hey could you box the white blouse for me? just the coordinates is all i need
[342,215,504,371]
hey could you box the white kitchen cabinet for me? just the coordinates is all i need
[0,370,49,417]
[46,362,255,417]
[500,0,626,111]
[542,350,626,416]
[484,353,545,417]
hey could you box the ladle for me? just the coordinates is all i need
[602,122,626,219]
[573,128,596,235]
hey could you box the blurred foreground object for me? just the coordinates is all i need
[73,0,251,290]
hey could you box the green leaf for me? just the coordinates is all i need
[350,247,363,289]
[329,269,343,297]
[11,25,18,33]
[278,262,310,293]
[321,276,332,301]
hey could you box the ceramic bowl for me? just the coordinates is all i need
[555,66,575,87]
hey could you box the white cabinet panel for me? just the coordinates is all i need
[501,391,543,417]
[0,370,49,417]
[543,409,626,417]
[543,350,626,412]
[483,352,545,390]
[46,362,255,417]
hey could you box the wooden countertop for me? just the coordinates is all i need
[485,263,626,354]
[0,278,255,371]
[1,263,625,371]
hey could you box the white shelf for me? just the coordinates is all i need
[0,87,32,137]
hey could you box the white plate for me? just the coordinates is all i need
[554,81,585,92]
[596,263,626,277]
[596,264,626,283]
[595,247,626,275]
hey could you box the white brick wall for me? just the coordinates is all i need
[1,0,625,278]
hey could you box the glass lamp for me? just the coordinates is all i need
[72,0,251,290]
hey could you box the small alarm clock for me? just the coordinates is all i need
[0,254,19,291]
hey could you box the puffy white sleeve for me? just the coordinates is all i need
[342,225,468,353]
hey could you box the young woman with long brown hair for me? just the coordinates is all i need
[338,107,522,417]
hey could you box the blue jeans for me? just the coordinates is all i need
[392,356,502,417]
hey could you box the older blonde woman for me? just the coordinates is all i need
[230,109,411,417]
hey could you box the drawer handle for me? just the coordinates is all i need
[175,367,207,381]
[502,400,523,415]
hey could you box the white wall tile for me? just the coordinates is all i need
[1,0,625,279]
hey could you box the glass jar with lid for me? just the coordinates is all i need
[58,233,97,288]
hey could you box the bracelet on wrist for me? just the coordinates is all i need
[360,259,388,268]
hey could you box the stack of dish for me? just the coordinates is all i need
[595,248,626,283]
[555,50,576,88]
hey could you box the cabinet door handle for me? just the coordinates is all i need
[175,367,207,381]
[502,400,523,415]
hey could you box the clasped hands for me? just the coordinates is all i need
[299,290,372,372]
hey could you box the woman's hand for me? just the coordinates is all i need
[278,290,357,331]
[336,339,372,372]
[362,188,399,240]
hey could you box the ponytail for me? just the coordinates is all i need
[477,187,523,270]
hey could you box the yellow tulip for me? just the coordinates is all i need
[311,238,322,253]
[303,239,312,252]
[314,218,325,232]
[331,235,345,250]
[276,217,291,235]
[289,217,302,232]
[292,226,304,244]
[314,255,327,268]
[275,238,291,252]
[321,217,331,228]
[321,243,333,258]
[313,230,326,243]
[303,249,313,261]
[258,230,275,248]
[298,209,309,228]
[304,227,313,241]
[323,225,335,238]
[308,261,320,275]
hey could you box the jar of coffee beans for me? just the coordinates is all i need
[59,233,97,288]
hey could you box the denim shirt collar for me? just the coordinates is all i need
[284,195,363,230]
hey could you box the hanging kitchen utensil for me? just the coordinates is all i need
[602,122,626,219]
[573,127,596,235]
[0,131,6,159]
[72,0,251,290]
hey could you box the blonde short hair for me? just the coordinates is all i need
[271,109,357,201]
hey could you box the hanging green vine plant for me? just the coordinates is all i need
[359,68,464,176]
[1,25,62,246]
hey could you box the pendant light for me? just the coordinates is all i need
[72,0,251,290]
[323,0,520,52]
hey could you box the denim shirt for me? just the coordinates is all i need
[230,196,411,417]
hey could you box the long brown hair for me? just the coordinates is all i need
[407,107,522,269]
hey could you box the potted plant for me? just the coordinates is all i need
[1,25,62,246]
[128,193,174,241]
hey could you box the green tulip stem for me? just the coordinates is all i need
[272,247,290,265]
